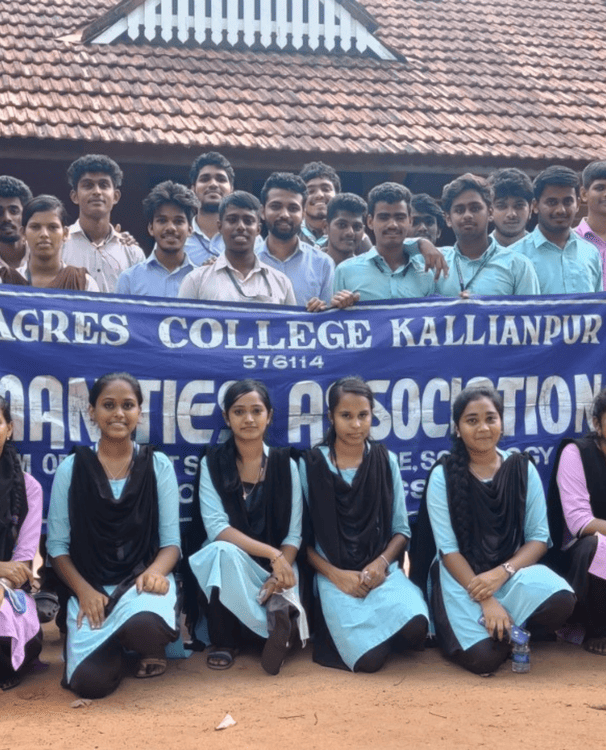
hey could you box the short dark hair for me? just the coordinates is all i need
[533,165,580,200]
[367,182,412,217]
[259,172,307,206]
[22,195,70,228]
[326,193,367,224]
[488,168,533,204]
[67,155,123,190]
[89,372,143,407]
[143,181,199,224]
[442,173,492,214]
[299,161,341,193]
[188,152,235,187]
[411,193,446,232]
[0,176,33,206]
[581,161,606,190]
[218,191,261,220]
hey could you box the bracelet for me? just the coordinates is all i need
[270,551,284,565]
[380,554,390,570]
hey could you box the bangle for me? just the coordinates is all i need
[380,554,390,570]
[270,551,283,566]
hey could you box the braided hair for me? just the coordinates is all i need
[0,397,27,553]
[445,385,503,566]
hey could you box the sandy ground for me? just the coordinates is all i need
[2,621,606,750]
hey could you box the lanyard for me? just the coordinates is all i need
[371,254,412,279]
[226,266,273,299]
[454,246,495,292]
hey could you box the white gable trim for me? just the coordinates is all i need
[89,0,398,60]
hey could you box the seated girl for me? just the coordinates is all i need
[299,376,428,673]
[47,372,181,698]
[187,379,307,674]
[417,384,574,674]
[0,397,43,690]
[549,388,606,654]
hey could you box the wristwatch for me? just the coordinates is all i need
[501,562,516,578]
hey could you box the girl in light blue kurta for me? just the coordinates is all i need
[300,377,428,673]
[417,384,574,675]
[188,379,307,674]
[47,373,181,698]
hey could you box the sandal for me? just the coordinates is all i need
[0,672,21,691]
[584,637,606,655]
[34,591,60,624]
[206,647,238,670]
[136,657,167,678]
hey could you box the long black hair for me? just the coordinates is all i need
[445,385,504,559]
[589,388,606,439]
[0,396,27,557]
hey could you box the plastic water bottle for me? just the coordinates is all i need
[510,624,531,673]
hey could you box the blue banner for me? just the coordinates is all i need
[1,286,604,523]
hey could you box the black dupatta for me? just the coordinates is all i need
[68,445,159,612]
[303,443,394,571]
[205,437,293,571]
[0,444,28,563]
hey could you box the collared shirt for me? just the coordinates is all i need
[435,239,540,297]
[299,221,328,249]
[178,252,296,305]
[512,225,603,294]
[257,237,334,305]
[62,220,145,293]
[115,248,197,298]
[25,261,100,291]
[575,219,606,289]
[333,245,434,301]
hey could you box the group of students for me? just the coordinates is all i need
[2,371,606,697]
[0,151,605,306]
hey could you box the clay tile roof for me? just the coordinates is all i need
[1,0,606,166]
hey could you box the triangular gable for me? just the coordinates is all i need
[82,0,400,60]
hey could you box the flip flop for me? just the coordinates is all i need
[584,637,606,655]
[206,647,238,670]
[135,658,167,678]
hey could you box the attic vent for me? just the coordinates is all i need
[84,0,399,60]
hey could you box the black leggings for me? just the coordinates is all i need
[451,590,576,675]
[0,628,43,680]
[353,614,428,673]
[68,612,176,699]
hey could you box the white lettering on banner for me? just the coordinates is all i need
[0,308,129,345]
[390,313,602,347]
[158,316,373,351]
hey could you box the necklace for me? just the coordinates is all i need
[98,448,133,480]
[240,452,267,501]
[469,454,502,482]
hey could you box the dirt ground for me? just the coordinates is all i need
[3,621,606,750]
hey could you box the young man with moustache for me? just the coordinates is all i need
[257,172,335,307]
[62,154,145,292]
[324,193,368,266]
[575,161,606,289]
[512,166,603,294]
[488,168,533,247]
[298,161,341,249]
[333,182,447,301]
[0,176,32,284]
[409,193,446,246]
[434,174,539,298]
[116,182,199,297]
[178,191,295,305]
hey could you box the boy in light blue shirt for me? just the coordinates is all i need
[511,166,603,294]
[116,181,199,298]
[435,173,539,298]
